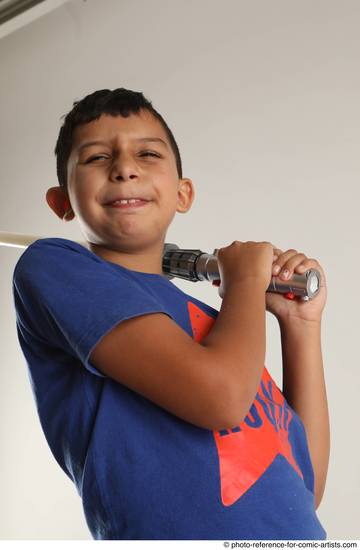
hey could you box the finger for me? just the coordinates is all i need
[294,258,321,276]
[279,254,308,279]
[273,251,307,279]
[272,249,298,273]
[294,258,317,269]
[271,246,283,262]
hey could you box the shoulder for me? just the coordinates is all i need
[18,237,90,259]
[12,238,109,303]
[13,238,96,276]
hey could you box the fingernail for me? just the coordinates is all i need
[273,265,281,274]
[282,269,289,279]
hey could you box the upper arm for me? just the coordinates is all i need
[13,239,235,430]
[89,312,233,431]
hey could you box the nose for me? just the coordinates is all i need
[110,154,139,182]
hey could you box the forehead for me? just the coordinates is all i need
[71,110,168,150]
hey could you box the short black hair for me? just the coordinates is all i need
[54,88,183,188]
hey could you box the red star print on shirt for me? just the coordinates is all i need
[187,300,304,506]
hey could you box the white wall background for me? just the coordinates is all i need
[1,0,359,540]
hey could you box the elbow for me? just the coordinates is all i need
[199,353,260,432]
[210,381,253,432]
[210,359,264,432]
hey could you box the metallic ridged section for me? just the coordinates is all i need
[162,244,201,281]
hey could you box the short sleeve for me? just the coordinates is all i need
[12,238,174,377]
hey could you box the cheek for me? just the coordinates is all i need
[160,189,179,214]
[70,172,101,204]
[163,194,180,223]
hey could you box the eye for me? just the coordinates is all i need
[139,151,161,158]
[85,155,110,163]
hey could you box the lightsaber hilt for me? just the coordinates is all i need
[162,243,321,301]
[0,233,321,301]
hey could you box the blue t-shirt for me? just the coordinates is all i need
[12,237,326,540]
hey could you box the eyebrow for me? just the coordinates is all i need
[77,137,169,152]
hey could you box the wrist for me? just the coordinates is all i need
[278,315,322,332]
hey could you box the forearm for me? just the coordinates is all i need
[279,318,330,509]
[201,281,266,425]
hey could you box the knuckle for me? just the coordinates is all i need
[290,253,306,262]
[293,253,307,264]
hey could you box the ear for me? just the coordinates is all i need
[46,186,75,221]
[176,178,195,214]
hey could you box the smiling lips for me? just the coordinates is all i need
[106,198,150,209]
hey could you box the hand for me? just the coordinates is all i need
[212,241,274,299]
[265,247,327,324]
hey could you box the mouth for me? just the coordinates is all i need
[105,199,151,211]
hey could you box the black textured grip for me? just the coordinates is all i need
[162,249,203,281]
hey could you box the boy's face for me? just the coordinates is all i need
[52,110,193,268]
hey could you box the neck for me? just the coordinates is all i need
[86,241,165,275]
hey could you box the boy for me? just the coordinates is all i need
[12,88,329,540]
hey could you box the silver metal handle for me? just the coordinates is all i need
[162,243,320,300]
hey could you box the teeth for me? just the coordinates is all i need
[111,199,143,205]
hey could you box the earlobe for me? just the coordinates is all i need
[46,186,74,221]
